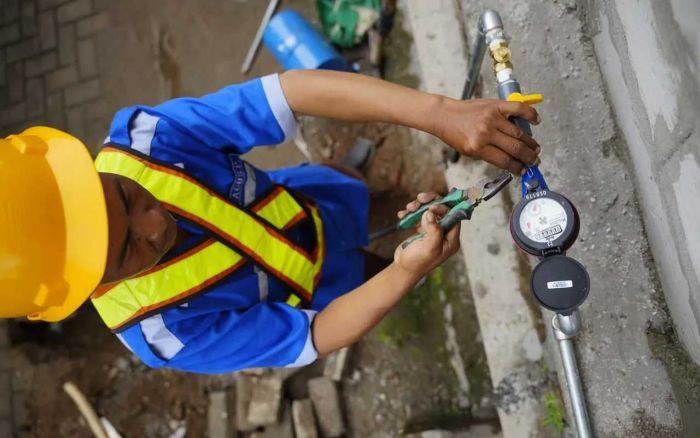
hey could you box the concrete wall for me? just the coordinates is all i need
[581,0,700,364]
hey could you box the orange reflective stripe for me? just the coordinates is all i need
[91,240,245,330]
[92,148,324,330]
[96,148,324,298]
[252,186,307,230]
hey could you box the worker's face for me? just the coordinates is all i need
[99,173,178,284]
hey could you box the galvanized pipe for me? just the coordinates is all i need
[462,10,504,100]
[553,313,592,438]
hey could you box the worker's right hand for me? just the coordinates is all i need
[393,193,461,279]
[432,98,541,174]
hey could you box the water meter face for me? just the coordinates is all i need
[510,190,579,256]
[518,197,568,243]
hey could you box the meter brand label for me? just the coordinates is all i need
[525,190,548,200]
[547,280,573,289]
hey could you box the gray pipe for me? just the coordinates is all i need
[553,313,592,438]
[462,10,504,100]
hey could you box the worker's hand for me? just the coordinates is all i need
[393,193,461,279]
[433,98,541,174]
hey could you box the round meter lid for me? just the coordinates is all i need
[510,190,579,256]
[531,255,590,314]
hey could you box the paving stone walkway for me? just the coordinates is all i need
[1,0,109,150]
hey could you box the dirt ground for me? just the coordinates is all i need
[5,1,498,437]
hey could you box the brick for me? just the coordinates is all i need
[308,377,344,437]
[0,23,21,45]
[0,420,10,438]
[57,0,92,23]
[6,38,39,63]
[76,37,95,77]
[63,77,98,106]
[65,105,84,137]
[20,0,36,37]
[57,23,75,65]
[45,90,62,110]
[25,77,44,116]
[207,391,229,438]
[7,62,24,102]
[38,10,56,49]
[235,375,257,432]
[0,372,10,417]
[45,64,77,91]
[24,50,57,77]
[0,50,6,87]
[2,0,19,24]
[39,0,71,10]
[323,347,350,382]
[264,402,294,438]
[291,399,318,438]
[44,91,65,127]
[38,0,68,11]
[76,11,107,37]
[246,374,283,426]
[92,0,109,12]
[12,390,28,427]
[0,321,8,347]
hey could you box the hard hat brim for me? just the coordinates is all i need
[23,127,109,322]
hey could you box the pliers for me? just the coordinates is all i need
[368,172,513,244]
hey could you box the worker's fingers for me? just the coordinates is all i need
[420,209,444,249]
[397,192,441,218]
[442,222,461,257]
[428,204,449,217]
[479,145,524,175]
[416,192,440,204]
[497,101,540,125]
[495,119,541,152]
[489,131,538,165]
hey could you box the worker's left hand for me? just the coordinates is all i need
[393,193,461,279]
[432,98,541,175]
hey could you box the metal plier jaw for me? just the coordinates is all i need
[466,171,513,205]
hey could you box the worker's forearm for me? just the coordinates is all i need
[312,262,422,356]
[279,70,443,134]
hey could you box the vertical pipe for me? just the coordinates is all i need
[554,313,592,437]
[558,338,592,438]
[461,31,487,100]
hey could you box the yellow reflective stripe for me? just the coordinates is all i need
[95,149,324,297]
[285,294,301,307]
[92,241,242,330]
[254,188,305,230]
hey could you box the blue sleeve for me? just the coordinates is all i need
[106,74,297,155]
[153,74,297,153]
[117,303,318,373]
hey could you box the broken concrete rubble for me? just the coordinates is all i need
[292,399,318,438]
[308,377,345,437]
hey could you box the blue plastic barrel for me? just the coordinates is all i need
[263,10,352,71]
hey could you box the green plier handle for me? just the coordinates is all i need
[400,199,475,248]
[397,188,467,230]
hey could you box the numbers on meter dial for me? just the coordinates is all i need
[518,198,568,243]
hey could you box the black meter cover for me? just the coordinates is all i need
[510,190,579,256]
[531,255,590,314]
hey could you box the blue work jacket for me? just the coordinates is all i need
[102,74,369,373]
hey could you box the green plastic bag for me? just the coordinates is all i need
[317,0,381,48]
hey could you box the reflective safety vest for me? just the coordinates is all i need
[91,147,325,331]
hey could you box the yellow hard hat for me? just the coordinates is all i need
[0,127,108,322]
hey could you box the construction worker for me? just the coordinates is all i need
[0,70,540,372]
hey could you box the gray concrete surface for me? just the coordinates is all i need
[459,0,689,435]
[403,1,549,436]
[406,0,698,435]
[578,0,700,367]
